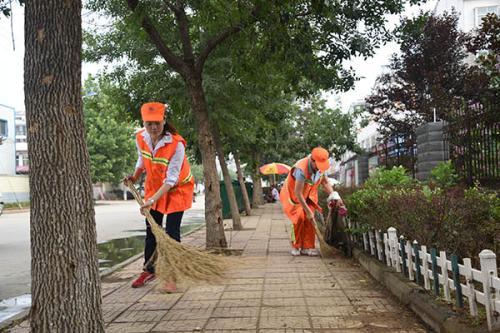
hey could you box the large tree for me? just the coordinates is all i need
[25,1,104,331]
[365,12,469,140]
[86,0,421,247]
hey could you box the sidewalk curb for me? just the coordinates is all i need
[353,248,488,333]
[0,223,207,331]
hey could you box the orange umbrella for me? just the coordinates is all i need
[259,162,291,175]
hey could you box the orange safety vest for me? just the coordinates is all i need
[279,157,322,224]
[136,129,194,214]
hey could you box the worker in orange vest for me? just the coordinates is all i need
[279,147,344,256]
[124,102,194,292]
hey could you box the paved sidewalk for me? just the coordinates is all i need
[10,204,427,332]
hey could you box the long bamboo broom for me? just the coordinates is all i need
[307,199,338,257]
[125,179,225,283]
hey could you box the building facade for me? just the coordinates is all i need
[0,104,16,175]
[15,110,28,174]
[434,0,500,31]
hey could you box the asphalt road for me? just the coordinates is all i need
[0,198,205,301]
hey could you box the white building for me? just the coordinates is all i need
[0,104,16,175]
[434,0,500,31]
[15,110,28,174]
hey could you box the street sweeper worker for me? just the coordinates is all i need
[279,147,345,256]
[124,102,194,291]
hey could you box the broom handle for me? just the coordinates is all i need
[124,179,156,228]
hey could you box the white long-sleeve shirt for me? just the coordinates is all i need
[135,131,185,186]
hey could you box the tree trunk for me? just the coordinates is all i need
[233,151,251,216]
[251,153,265,206]
[211,124,243,230]
[25,1,104,332]
[187,77,227,248]
[252,171,265,207]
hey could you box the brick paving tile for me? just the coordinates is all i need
[103,283,153,304]
[127,293,182,311]
[105,322,156,333]
[308,305,357,317]
[259,316,311,329]
[226,284,263,291]
[220,291,262,299]
[217,299,261,307]
[302,289,345,297]
[170,299,218,309]
[263,289,303,298]
[163,307,214,320]
[211,306,260,318]
[263,283,302,291]
[264,277,300,284]
[151,318,208,332]
[265,272,299,278]
[223,278,264,285]
[102,302,131,322]
[179,292,223,301]
[261,297,306,307]
[114,309,166,323]
[205,317,258,330]
[301,282,340,290]
[258,330,314,333]
[260,306,308,317]
[185,285,226,294]
[304,296,351,306]
[204,331,257,333]
[102,282,126,297]
[311,317,365,329]
[343,289,387,298]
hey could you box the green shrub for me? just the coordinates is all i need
[364,166,413,188]
[344,182,499,264]
[429,161,458,188]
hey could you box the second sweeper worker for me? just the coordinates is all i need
[280,147,344,256]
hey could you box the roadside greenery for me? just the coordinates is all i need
[83,77,137,184]
[340,166,499,263]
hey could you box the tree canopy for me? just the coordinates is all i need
[83,76,137,184]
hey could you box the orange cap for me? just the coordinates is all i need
[311,147,330,172]
[141,102,166,122]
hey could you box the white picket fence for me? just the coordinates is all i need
[352,224,500,331]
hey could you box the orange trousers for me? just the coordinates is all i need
[289,206,316,250]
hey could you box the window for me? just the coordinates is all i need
[475,6,499,26]
[0,119,7,137]
[16,125,26,135]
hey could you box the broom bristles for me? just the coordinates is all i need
[125,180,226,283]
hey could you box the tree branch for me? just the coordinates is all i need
[164,0,195,67]
[195,24,243,74]
[127,0,189,77]
[195,5,261,74]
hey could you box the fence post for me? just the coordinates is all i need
[413,241,421,285]
[431,248,440,296]
[369,230,376,256]
[479,249,500,331]
[421,245,430,290]
[375,230,383,261]
[463,258,478,316]
[388,227,400,272]
[406,240,414,281]
[451,255,464,308]
[384,233,391,267]
[363,232,369,252]
[400,236,407,277]
[440,251,451,302]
